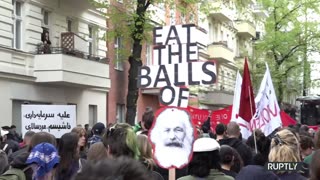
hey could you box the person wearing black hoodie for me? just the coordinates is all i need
[219,122,253,166]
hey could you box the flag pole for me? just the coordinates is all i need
[248,87,258,154]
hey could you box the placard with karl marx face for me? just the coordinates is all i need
[149,107,195,169]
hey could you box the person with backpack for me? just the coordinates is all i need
[3,132,57,180]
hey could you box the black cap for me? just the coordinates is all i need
[2,126,11,130]
[92,122,105,135]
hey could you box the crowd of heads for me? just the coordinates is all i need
[1,108,320,180]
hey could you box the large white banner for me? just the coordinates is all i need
[250,64,282,136]
[21,105,76,138]
[231,71,242,122]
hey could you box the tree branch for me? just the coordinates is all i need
[278,44,305,64]
[275,4,302,30]
[283,62,302,76]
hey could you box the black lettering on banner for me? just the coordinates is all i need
[174,63,185,86]
[202,61,217,84]
[153,45,166,65]
[159,86,175,105]
[186,43,198,62]
[165,26,181,45]
[188,62,200,85]
[168,45,182,64]
[57,111,70,119]
[154,65,171,87]
[137,66,152,88]
[182,24,194,44]
[177,88,189,107]
[153,27,163,45]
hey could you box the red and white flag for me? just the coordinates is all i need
[250,63,282,136]
[231,58,256,139]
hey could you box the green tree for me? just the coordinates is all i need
[254,0,320,104]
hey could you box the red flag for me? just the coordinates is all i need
[280,111,296,127]
[238,58,256,122]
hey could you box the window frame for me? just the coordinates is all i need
[67,19,73,32]
[42,9,50,29]
[116,104,125,123]
[12,0,23,50]
[114,36,124,71]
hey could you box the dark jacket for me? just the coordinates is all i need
[219,138,253,166]
[10,151,33,180]
[55,159,86,180]
[236,165,279,180]
[1,139,20,155]
[178,169,234,180]
[155,166,188,180]
[8,145,29,163]
[277,173,307,180]
[221,169,237,179]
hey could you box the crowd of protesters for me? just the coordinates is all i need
[0,108,319,180]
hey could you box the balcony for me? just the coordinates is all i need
[235,21,256,38]
[34,47,110,89]
[209,2,233,22]
[253,4,269,18]
[208,42,234,63]
[198,83,234,107]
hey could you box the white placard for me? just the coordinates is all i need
[21,105,76,138]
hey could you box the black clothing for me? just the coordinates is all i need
[219,138,253,166]
[221,169,237,178]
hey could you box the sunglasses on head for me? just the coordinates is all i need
[106,126,116,137]
[273,134,285,146]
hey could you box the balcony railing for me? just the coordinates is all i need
[36,45,109,64]
[211,41,228,47]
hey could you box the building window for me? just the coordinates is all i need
[89,105,97,127]
[42,9,50,28]
[13,0,22,49]
[114,37,124,71]
[220,30,224,42]
[116,104,125,123]
[146,44,152,65]
[88,26,94,55]
[67,19,73,32]
[181,12,186,24]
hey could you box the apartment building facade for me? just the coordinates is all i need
[0,0,110,132]
[195,0,268,110]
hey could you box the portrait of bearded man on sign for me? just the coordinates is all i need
[150,107,194,169]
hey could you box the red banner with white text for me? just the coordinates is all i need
[184,106,296,133]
